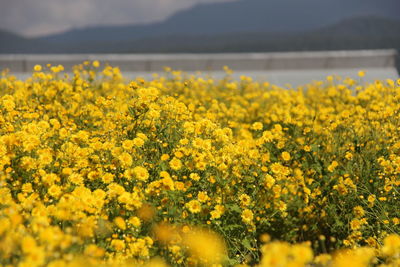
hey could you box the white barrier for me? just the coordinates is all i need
[0,50,398,73]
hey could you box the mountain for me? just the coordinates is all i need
[51,16,400,53]
[36,0,400,44]
[311,16,400,38]
[1,16,400,54]
[0,30,55,53]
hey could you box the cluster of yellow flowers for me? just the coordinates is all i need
[1,61,400,266]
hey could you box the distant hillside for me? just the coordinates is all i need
[60,16,400,53]
[36,0,400,45]
[0,16,400,54]
[0,30,37,52]
[311,16,400,38]
[0,30,55,53]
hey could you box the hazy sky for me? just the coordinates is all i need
[0,0,234,37]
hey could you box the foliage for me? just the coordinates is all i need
[1,62,400,266]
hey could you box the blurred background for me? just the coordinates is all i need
[1,0,399,85]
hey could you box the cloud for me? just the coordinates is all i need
[0,0,234,37]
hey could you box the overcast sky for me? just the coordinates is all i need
[0,0,233,37]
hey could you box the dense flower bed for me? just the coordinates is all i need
[1,62,400,266]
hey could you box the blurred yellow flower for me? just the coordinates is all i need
[169,157,182,171]
[186,200,201,213]
[281,151,291,161]
[241,209,254,224]
[133,166,149,181]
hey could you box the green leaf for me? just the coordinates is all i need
[227,258,240,265]
[242,238,252,250]
[229,204,242,213]
[225,224,242,231]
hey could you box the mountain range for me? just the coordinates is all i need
[1,0,400,53]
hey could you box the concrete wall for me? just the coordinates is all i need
[0,50,398,73]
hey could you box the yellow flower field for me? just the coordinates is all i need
[1,61,400,266]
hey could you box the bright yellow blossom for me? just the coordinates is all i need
[133,166,149,181]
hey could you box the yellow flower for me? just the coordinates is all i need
[111,239,126,251]
[264,174,275,189]
[366,237,377,247]
[133,137,145,147]
[92,60,100,68]
[102,173,114,184]
[114,217,126,230]
[210,205,225,220]
[6,60,400,266]
[129,216,141,228]
[382,234,400,256]
[350,219,362,230]
[328,160,339,172]
[190,173,200,181]
[21,183,33,193]
[197,191,209,203]
[84,244,105,258]
[353,206,365,217]
[42,173,60,186]
[161,176,175,190]
[182,228,227,264]
[368,194,376,205]
[333,247,375,267]
[241,209,254,224]
[345,151,353,160]
[137,133,148,141]
[180,138,189,145]
[281,151,291,161]
[133,166,149,181]
[186,200,201,213]
[48,184,62,198]
[160,171,170,179]
[33,64,42,71]
[69,173,84,185]
[161,154,170,161]
[38,151,53,166]
[122,139,134,150]
[148,109,160,119]
[119,152,133,168]
[2,99,15,112]
[169,157,182,171]
[174,181,184,191]
[252,122,263,131]
[239,194,251,206]
[21,236,37,254]
[118,192,132,205]
[174,151,184,158]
